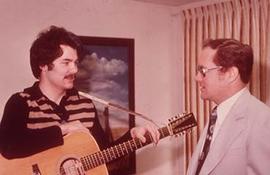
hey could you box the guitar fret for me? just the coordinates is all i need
[108,148,114,161]
[90,155,96,168]
[115,145,120,157]
[112,146,117,158]
[80,157,86,170]
[113,146,118,158]
[99,152,104,165]
[132,141,136,149]
[94,153,101,166]
[159,127,168,139]
[137,139,143,148]
[119,143,125,155]
[128,140,133,151]
[98,152,103,165]
[105,149,112,161]
[91,154,96,168]
[107,148,113,161]
[82,156,92,170]
[160,128,166,138]
[89,156,94,169]
[93,153,99,167]
[107,148,112,161]
[114,145,118,158]
[84,156,90,169]
[85,156,90,169]
[90,154,96,168]
[118,144,122,157]
[164,127,170,137]
[127,140,132,151]
[133,140,138,149]
[98,151,105,164]
[119,144,125,156]
[103,149,109,162]
[109,148,114,161]
[123,142,129,153]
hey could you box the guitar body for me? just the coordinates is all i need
[0,113,197,175]
[0,132,108,175]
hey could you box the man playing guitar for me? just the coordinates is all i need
[0,26,160,174]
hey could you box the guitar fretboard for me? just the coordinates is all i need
[80,126,169,171]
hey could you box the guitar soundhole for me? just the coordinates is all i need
[59,157,85,175]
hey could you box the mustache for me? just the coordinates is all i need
[64,74,76,79]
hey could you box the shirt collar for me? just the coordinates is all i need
[216,87,247,124]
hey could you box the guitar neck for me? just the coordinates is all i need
[81,126,170,170]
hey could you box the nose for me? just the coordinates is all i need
[70,62,78,74]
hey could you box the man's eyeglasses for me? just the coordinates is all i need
[197,65,222,77]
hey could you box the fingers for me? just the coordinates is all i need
[130,127,147,143]
[136,134,147,143]
[145,124,160,144]
[130,124,160,145]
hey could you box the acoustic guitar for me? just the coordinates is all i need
[0,112,196,175]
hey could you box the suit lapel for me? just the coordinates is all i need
[200,90,250,174]
[187,126,208,175]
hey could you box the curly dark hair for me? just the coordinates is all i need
[30,26,84,79]
[203,39,253,84]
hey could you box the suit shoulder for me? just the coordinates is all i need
[248,95,270,114]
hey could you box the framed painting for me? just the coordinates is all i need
[74,36,135,174]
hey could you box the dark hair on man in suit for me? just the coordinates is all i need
[203,39,253,84]
[30,26,84,79]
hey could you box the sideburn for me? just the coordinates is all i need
[47,63,55,71]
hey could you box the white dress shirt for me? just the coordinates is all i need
[212,87,247,142]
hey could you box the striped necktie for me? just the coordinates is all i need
[195,106,217,175]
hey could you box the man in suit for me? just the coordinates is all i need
[187,39,270,175]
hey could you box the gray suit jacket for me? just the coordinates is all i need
[187,89,270,175]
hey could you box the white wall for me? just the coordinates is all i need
[0,0,184,174]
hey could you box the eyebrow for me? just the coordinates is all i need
[61,58,78,62]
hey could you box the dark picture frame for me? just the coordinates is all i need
[75,36,135,174]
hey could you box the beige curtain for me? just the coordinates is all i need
[181,0,270,173]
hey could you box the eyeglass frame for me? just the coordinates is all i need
[196,65,223,77]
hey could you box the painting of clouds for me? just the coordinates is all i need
[74,37,135,175]
[74,38,135,141]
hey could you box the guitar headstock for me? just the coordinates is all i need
[167,112,197,136]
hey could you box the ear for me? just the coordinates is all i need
[226,66,239,84]
[39,65,48,72]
